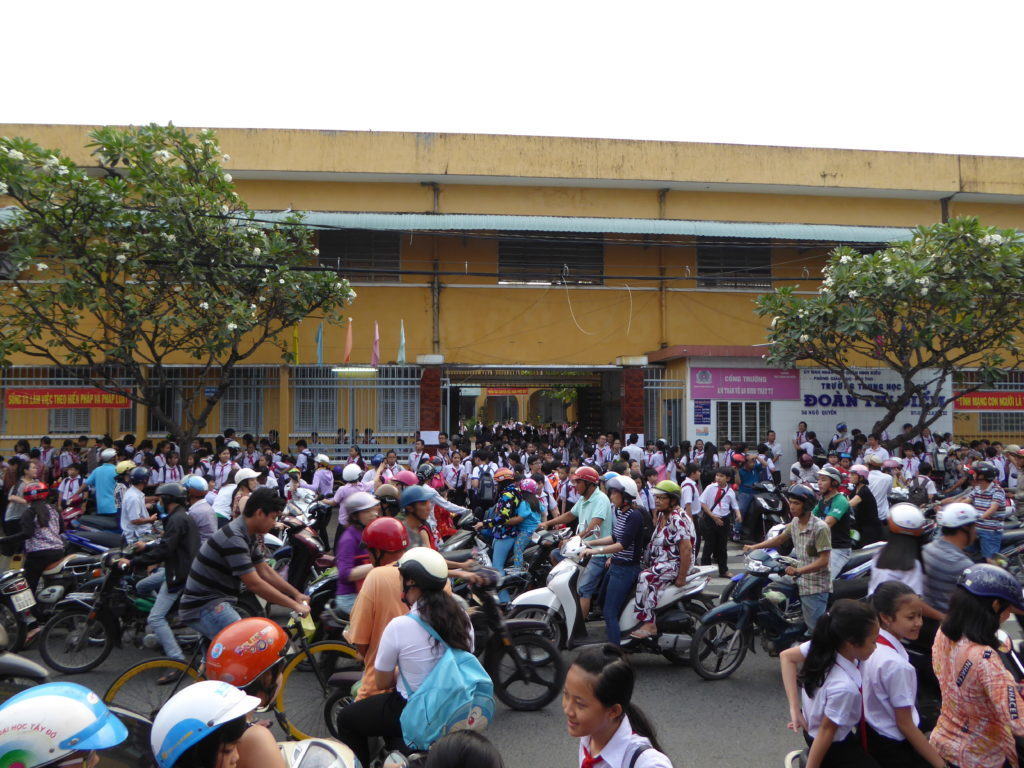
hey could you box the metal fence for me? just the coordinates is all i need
[643,367,687,446]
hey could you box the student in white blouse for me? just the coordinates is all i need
[564,644,673,768]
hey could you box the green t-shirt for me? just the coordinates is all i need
[573,488,613,543]
[812,493,854,549]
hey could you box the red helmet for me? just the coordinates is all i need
[494,468,515,484]
[393,470,418,487]
[206,617,288,688]
[22,482,49,503]
[573,466,600,485]
[362,516,409,552]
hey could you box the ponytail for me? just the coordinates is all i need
[800,599,877,699]
[571,644,665,754]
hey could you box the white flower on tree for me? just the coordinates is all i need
[35,262,48,271]
[226,322,238,331]
[199,301,209,310]
[253,247,261,257]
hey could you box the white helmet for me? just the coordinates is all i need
[100,447,117,462]
[606,474,638,500]
[226,440,241,450]
[888,502,926,536]
[342,463,362,482]
[234,467,260,484]
[0,682,127,767]
[315,453,332,466]
[345,491,379,516]
[936,502,980,529]
[151,681,260,768]
[280,739,358,768]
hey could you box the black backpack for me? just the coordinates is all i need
[907,476,930,507]
[476,468,497,507]
[636,505,655,560]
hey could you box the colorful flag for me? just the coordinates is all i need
[343,318,353,363]
[371,321,380,367]
[315,322,324,366]
[397,319,406,364]
[292,325,300,365]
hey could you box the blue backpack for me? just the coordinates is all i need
[398,613,495,750]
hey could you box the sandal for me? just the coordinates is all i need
[629,627,657,640]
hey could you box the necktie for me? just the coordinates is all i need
[581,746,603,768]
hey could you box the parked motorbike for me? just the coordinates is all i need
[0,624,49,703]
[0,569,39,653]
[691,545,876,680]
[64,528,123,554]
[747,481,788,542]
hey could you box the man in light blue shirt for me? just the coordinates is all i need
[85,448,119,516]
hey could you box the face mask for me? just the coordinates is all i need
[156,501,167,518]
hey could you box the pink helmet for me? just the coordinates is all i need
[519,478,539,495]
[394,470,418,487]
[883,458,902,470]
[849,464,870,479]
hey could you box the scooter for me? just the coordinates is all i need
[0,624,49,701]
[747,481,788,541]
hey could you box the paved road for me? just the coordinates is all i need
[21,544,803,768]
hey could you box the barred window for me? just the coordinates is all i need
[954,370,1024,392]
[498,235,603,285]
[48,369,90,434]
[220,369,265,435]
[293,367,339,433]
[696,240,773,290]
[317,230,401,282]
[980,412,1024,433]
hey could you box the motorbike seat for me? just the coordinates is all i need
[838,551,875,576]
[1000,527,1024,546]
[67,529,123,549]
[43,553,99,576]
[315,555,336,569]
[78,514,121,531]
[445,549,476,563]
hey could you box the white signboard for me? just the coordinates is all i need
[797,367,953,436]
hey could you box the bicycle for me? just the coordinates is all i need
[104,612,360,740]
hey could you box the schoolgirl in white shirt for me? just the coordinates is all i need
[780,599,881,768]
[862,582,946,768]
[57,470,84,509]
[564,644,674,768]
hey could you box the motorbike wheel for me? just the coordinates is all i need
[0,603,27,653]
[490,633,566,711]
[322,689,352,740]
[718,580,738,605]
[690,615,749,681]
[39,607,114,674]
[506,606,565,649]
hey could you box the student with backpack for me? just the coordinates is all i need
[471,451,499,512]
[335,547,489,767]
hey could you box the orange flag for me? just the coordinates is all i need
[343,318,353,363]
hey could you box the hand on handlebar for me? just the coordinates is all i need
[784,566,798,577]
[291,599,310,618]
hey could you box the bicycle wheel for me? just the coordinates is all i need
[276,641,360,740]
[39,607,113,674]
[104,658,203,720]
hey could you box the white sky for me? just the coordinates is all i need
[5,0,1023,157]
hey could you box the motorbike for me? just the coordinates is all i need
[0,569,39,653]
[496,528,565,603]
[747,481,788,542]
[691,545,878,681]
[0,624,49,703]
[274,504,331,593]
[507,533,717,664]
[64,528,123,555]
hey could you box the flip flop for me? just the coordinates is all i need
[629,628,657,640]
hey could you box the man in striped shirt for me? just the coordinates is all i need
[944,461,1006,564]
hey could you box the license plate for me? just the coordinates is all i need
[10,589,35,612]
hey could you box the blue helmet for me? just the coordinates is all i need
[836,423,848,432]
[372,452,385,466]
[784,484,817,506]
[399,484,433,509]
[958,564,1024,610]
[183,474,208,493]
[129,466,151,484]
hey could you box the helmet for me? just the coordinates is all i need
[206,618,288,688]
[362,517,409,552]
[342,463,363,483]
[652,480,681,498]
[183,475,208,493]
[888,502,927,536]
[400,484,433,509]
[959,564,1024,611]
[116,460,136,475]
[394,470,418,488]
[784,484,818,506]
[226,440,241,450]
[601,471,618,483]
[375,483,400,501]
[816,466,843,484]
[234,468,260,484]
[287,466,301,476]
[0,682,127,768]
[345,491,380,516]
[573,466,600,485]
[839,452,852,460]
[882,458,902,470]
[975,461,999,481]
[731,452,745,466]
[22,481,49,503]
[315,453,332,466]
[606,474,638,500]
[129,466,151,484]
[849,463,870,479]
[519,478,539,495]
[371,452,385,466]
[398,547,449,592]
[151,681,260,768]
[100,448,118,462]
[656,439,667,450]
[936,502,980,529]
[154,482,187,502]
[430,455,444,466]
[493,467,515,484]
[836,422,847,432]
[416,463,436,483]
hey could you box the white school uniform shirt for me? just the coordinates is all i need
[691,449,705,465]
[765,440,784,462]
[900,456,920,483]
[57,475,83,504]
[158,464,184,485]
[623,444,644,463]
[374,607,474,699]
[830,433,852,453]
[577,714,672,768]
[646,451,666,473]
[679,478,700,517]
[799,441,815,457]
[717,450,733,468]
[471,462,499,482]
[867,469,893,521]
[798,641,863,741]
[867,558,924,597]
[212,460,237,491]
[636,485,656,513]
[864,446,890,464]
[862,627,919,740]
[594,445,613,466]
[407,451,428,471]
[58,451,77,472]
[699,483,739,518]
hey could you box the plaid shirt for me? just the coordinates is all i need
[787,514,832,596]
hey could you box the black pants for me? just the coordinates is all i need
[700,513,732,576]
[864,724,929,768]
[803,730,881,768]
[23,548,63,620]
[336,689,407,767]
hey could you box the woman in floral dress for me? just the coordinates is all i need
[630,480,696,639]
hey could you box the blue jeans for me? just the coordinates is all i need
[603,561,641,644]
[491,536,517,603]
[801,591,829,633]
[735,492,753,538]
[332,592,357,615]
[185,600,242,641]
[978,527,1003,559]
[147,582,184,661]
[136,568,164,597]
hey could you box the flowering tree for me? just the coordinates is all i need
[0,124,355,447]
[755,217,1024,446]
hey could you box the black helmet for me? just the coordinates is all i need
[784,484,817,506]
[154,482,187,502]
[974,461,998,481]
[416,463,436,484]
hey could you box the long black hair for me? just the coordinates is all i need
[941,586,1003,649]
[800,599,877,698]
[425,730,505,768]
[176,715,248,768]
[874,531,926,573]
[416,589,472,652]
[870,580,918,621]
[571,644,665,753]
